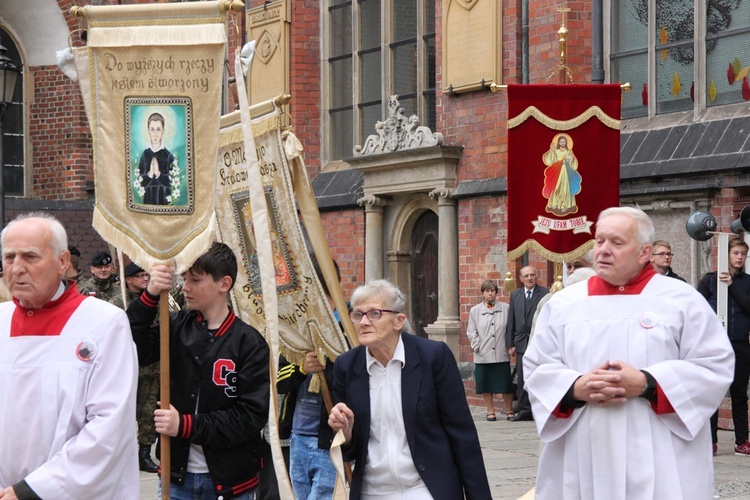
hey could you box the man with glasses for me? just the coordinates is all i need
[650,240,686,282]
[506,266,549,421]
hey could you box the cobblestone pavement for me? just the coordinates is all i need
[139,406,750,499]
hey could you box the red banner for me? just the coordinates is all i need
[506,84,621,262]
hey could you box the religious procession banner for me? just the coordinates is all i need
[214,104,351,365]
[506,84,621,262]
[78,2,229,271]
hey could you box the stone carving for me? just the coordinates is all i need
[355,95,443,156]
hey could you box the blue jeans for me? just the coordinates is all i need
[159,472,256,500]
[289,433,337,500]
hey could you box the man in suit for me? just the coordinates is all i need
[328,279,491,500]
[506,265,549,421]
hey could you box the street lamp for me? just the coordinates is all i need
[0,44,19,230]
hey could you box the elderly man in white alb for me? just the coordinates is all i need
[524,207,734,500]
[0,213,139,500]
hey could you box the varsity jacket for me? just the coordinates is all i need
[276,356,335,450]
[128,291,270,499]
[698,270,750,341]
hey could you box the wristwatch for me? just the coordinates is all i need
[639,370,657,402]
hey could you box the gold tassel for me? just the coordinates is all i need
[549,261,564,294]
[503,271,517,293]
[550,275,564,294]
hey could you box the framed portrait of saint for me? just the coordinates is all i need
[126,97,194,214]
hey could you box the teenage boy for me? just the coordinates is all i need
[128,242,270,499]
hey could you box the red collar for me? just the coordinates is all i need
[588,265,656,296]
[11,283,86,337]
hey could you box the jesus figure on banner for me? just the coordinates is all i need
[542,133,582,217]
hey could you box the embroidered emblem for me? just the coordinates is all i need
[639,312,658,329]
[76,340,97,362]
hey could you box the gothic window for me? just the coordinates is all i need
[325,0,436,163]
[0,28,23,197]
[610,0,749,119]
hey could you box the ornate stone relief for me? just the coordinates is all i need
[355,95,443,156]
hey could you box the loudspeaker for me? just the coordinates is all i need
[686,210,717,241]
[730,206,750,235]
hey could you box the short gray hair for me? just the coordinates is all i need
[597,207,654,249]
[350,279,407,313]
[1,212,68,257]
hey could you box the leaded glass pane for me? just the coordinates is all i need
[425,35,436,90]
[359,0,381,50]
[330,4,352,57]
[4,166,23,196]
[423,91,436,131]
[393,43,417,95]
[331,110,354,159]
[398,96,416,118]
[612,53,648,118]
[706,0,750,107]
[654,0,693,114]
[424,0,436,36]
[393,0,417,42]
[360,103,382,146]
[330,58,353,109]
[610,0,648,118]
[360,50,382,102]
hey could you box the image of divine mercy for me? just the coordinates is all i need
[541,133,582,217]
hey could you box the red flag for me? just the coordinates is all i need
[506,84,621,261]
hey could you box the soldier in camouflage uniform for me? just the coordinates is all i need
[116,262,160,473]
[78,251,120,302]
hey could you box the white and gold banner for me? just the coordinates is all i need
[215,102,351,365]
[79,2,228,271]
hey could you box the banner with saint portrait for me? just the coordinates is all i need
[77,2,229,271]
[506,84,621,262]
[213,101,351,367]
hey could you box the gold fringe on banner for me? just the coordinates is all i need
[508,105,620,130]
[507,238,594,264]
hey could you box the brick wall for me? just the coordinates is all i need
[320,209,366,300]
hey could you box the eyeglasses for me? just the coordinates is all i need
[349,309,400,323]
[133,273,149,279]
[521,273,536,278]
[652,252,674,257]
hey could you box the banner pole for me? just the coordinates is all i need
[159,290,171,499]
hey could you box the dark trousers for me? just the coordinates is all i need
[711,340,750,445]
[516,352,531,414]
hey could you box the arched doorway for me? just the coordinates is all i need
[410,210,438,338]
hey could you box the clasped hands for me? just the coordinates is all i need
[573,360,648,407]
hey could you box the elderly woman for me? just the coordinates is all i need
[328,280,491,500]
[467,279,514,421]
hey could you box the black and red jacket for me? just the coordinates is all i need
[128,290,270,499]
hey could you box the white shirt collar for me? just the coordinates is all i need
[366,334,406,373]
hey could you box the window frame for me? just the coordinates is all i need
[322,0,436,165]
[0,25,26,198]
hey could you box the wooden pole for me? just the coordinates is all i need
[159,290,171,499]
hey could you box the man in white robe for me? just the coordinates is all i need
[0,213,139,500]
[525,207,734,500]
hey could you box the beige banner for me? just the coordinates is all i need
[81,2,227,272]
[215,107,349,364]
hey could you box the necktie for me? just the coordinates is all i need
[525,290,532,300]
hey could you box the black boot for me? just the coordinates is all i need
[139,444,158,473]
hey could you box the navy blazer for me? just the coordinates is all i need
[506,285,549,353]
[332,333,492,500]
